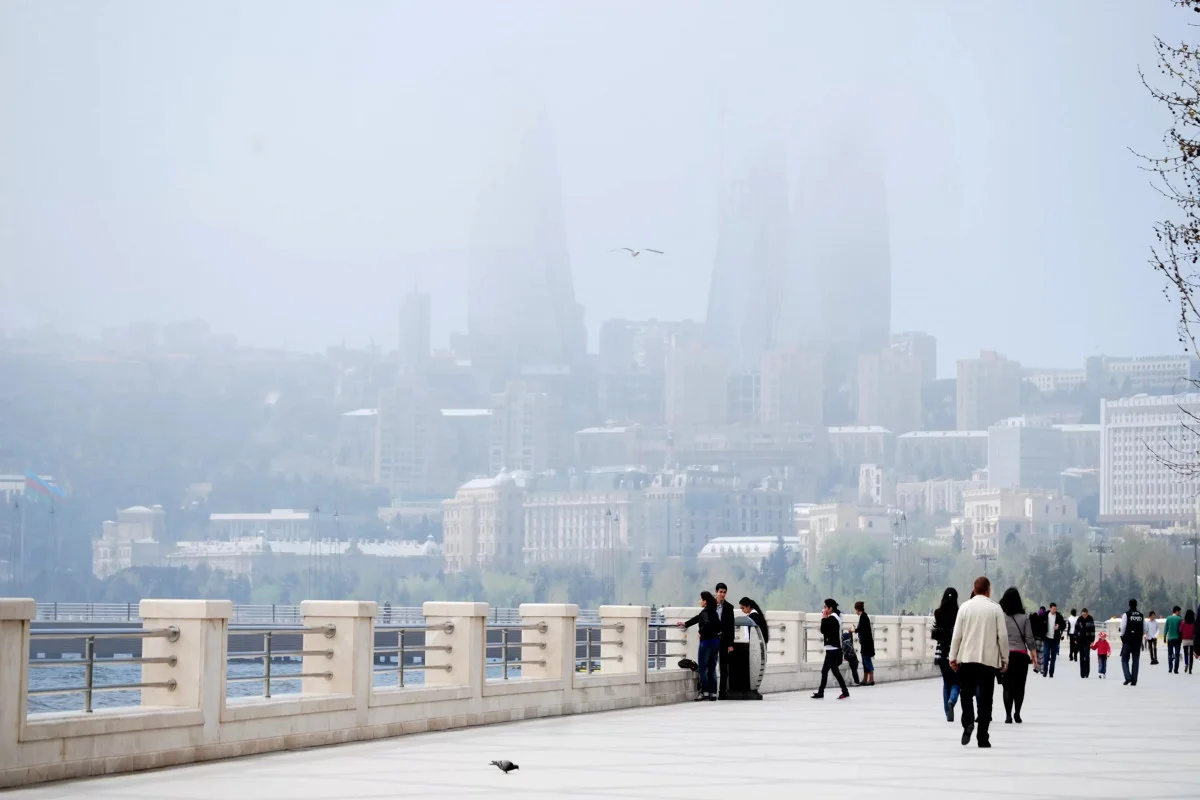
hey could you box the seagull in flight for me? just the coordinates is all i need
[611,247,664,257]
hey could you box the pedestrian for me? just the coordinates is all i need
[1067,608,1079,662]
[1145,611,1160,665]
[812,598,850,700]
[998,586,1036,725]
[713,583,736,698]
[949,576,1009,748]
[1041,602,1066,678]
[1030,606,1048,658]
[1092,631,1112,678]
[1181,609,1196,674]
[931,587,960,722]
[1119,598,1145,686]
[1165,606,1184,674]
[382,601,392,625]
[854,600,876,686]
[677,590,721,701]
[1075,608,1096,679]
[737,597,769,644]
[841,629,861,685]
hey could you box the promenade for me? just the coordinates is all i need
[10,661,1198,799]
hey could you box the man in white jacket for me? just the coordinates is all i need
[950,576,1009,748]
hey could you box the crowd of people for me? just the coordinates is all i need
[932,576,1200,748]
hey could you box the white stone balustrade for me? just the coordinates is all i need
[1,597,939,789]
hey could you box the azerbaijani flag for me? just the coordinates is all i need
[24,470,66,500]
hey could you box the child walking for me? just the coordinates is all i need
[1092,631,1112,678]
[841,629,861,686]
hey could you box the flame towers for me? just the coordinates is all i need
[468,111,585,379]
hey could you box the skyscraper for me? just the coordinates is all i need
[786,126,890,356]
[468,110,584,379]
[398,289,430,375]
[704,145,789,370]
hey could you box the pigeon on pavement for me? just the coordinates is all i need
[490,760,519,774]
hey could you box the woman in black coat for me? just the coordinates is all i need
[678,591,721,701]
[812,598,850,700]
[854,601,875,686]
[931,587,960,722]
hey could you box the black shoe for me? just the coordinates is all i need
[1014,713,1022,724]
[1123,679,1131,685]
[945,707,954,723]
[1004,716,1012,724]
[708,696,717,701]
[961,725,974,746]
[837,692,850,700]
[978,739,992,748]
[811,693,824,699]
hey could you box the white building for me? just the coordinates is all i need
[1100,393,1200,523]
[802,503,893,565]
[858,463,896,507]
[759,347,824,427]
[896,478,985,516]
[92,505,167,579]
[1024,368,1086,396]
[523,490,640,569]
[698,535,801,569]
[988,416,1066,491]
[1097,355,1200,393]
[963,488,1083,556]
[441,472,526,572]
[208,509,311,541]
[1055,423,1101,469]
[489,381,565,475]
[857,345,923,434]
[828,426,895,472]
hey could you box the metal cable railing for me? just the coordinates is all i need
[648,622,688,670]
[574,621,625,674]
[373,622,455,687]
[28,627,180,713]
[226,624,335,698]
[485,622,547,680]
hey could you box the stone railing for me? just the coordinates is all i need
[1,597,937,789]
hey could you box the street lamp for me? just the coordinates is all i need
[825,562,841,597]
[1183,536,1200,611]
[1088,540,1114,610]
[921,556,938,585]
[976,550,995,578]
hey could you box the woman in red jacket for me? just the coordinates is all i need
[1181,609,1196,675]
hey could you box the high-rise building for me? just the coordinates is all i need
[784,127,890,356]
[705,146,789,369]
[987,416,1065,491]
[598,319,638,374]
[664,341,729,428]
[956,351,1022,431]
[1100,393,1200,522]
[857,345,923,434]
[890,331,937,384]
[467,111,584,377]
[1088,354,1200,394]
[375,377,442,497]
[398,290,431,375]
[488,381,565,475]
[759,347,824,427]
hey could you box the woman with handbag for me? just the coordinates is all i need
[998,586,1037,724]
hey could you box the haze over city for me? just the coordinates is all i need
[0,1,1186,372]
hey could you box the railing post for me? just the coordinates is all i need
[421,602,487,696]
[83,636,95,713]
[598,605,649,678]
[139,599,231,745]
[0,599,35,773]
[804,613,824,665]
[300,600,376,724]
[517,603,577,681]
[660,607,701,667]
[765,611,803,668]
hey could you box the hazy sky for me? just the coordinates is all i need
[0,1,1188,375]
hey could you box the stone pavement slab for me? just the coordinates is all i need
[9,661,1200,800]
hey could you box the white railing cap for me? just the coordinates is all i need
[598,605,650,619]
[140,599,233,620]
[519,603,579,617]
[422,601,489,618]
[300,600,378,618]
[0,597,35,621]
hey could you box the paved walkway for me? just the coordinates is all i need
[12,660,1200,799]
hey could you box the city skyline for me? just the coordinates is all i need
[0,2,1190,376]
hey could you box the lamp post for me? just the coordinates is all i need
[826,562,841,597]
[921,556,938,586]
[976,551,995,578]
[1183,536,1200,611]
[875,559,888,614]
[892,511,912,612]
[1089,540,1114,610]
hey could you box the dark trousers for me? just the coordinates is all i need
[956,663,997,743]
[846,657,861,685]
[1148,638,1158,664]
[1040,639,1059,677]
[1079,646,1091,678]
[1184,644,1195,673]
[718,645,730,697]
[697,639,719,696]
[1167,639,1182,673]
[1069,636,1078,661]
[1098,653,1108,674]
[1001,652,1030,720]
[1121,640,1141,684]
[818,649,848,695]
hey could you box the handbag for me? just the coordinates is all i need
[1008,612,1037,670]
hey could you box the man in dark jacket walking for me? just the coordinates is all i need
[714,582,736,699]
[1075,608,1096,678]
